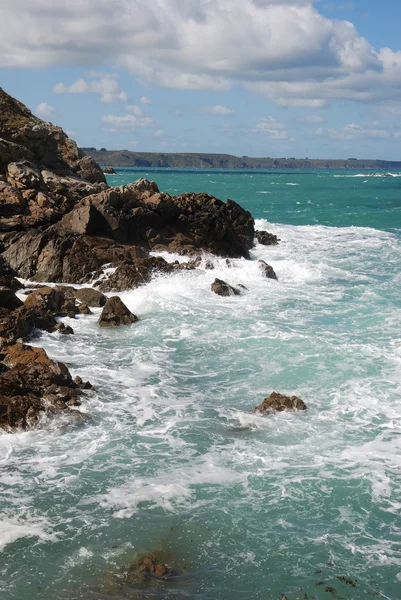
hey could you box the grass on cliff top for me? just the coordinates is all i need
[0,87,34,132]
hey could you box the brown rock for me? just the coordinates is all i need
[211,278,241,297]
[75,287,107,307]
[258,259,277,280]
[253,392,307,414]
[256,230,279,246]
[78,303,92,314]
[0,342,88,431]
[99,257,173,292]
[98,296,138,328]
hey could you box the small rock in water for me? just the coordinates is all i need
[258,259,277,280]
[53,322,74,335]
[256,230,279,246]
[75,287,107,307]
[253,391,307,414]
[98,296,138,328]
[211,278,242,297]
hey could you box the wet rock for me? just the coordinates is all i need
[253,391,307,414]
[103,167,116,174]
[53,322,74,335]
[98,296,138,328]
[135,553,169,577]
[0,289,23,310]
[211,278,241,297]
[78,303,92,314]
[0,343,88,431]
[256,230,279,246]
[75,287,107,307]
[258,259,277,280]
[0,305,57,343]
[99,257,174,292]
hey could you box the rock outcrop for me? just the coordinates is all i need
[0,343,91,431]
[103,167,116,174]
[98,296,138,328]
[253,392,307,414]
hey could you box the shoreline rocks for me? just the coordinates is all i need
[211,278,242,297]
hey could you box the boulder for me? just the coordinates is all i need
[75,287,107,307]
[78,303,92,315]
[211,278,241,297]
[0,305,57,343]
[103,167,116,174]
[253,392,307,414]
[258,259,277,280]
[0,343,90,431]
[98,296,138,328]
[0,289,23,310]
[256,230,279,246]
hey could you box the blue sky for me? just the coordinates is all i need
[1,0,401,160]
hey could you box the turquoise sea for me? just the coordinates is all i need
[1,168,401,600]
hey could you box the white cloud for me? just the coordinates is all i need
[101,113,154,131]
[140,96,152,105]
[317,123,394,140]
[2,1,401,107]
[54,74,127,104]
[253,116,290,140]
[154,129,166,137]
[126,104,143,116]
[201,105,235,116]
[35,102,57,120]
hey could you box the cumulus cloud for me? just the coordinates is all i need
[253,116,290,140]
[102,114,154,131]
[201,105,235,116]
[54,74,127,104]
[2,0,401,107]
[35,102,57,120]
[126,104,144,116]
[140,96,152,105]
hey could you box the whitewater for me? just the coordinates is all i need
[1,169,401,599]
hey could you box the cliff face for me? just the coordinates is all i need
[0,88,107,232]
[0,89,255,286]
[83,148,401,170]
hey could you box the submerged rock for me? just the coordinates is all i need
[211,278,242,297]
[253,391,307,414]
[258,259,277,280]
[98,296,138,328]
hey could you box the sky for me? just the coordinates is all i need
[1,0,401,160]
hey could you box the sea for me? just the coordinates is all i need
[1,168,401,600]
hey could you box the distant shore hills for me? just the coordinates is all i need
[81,148,401,170]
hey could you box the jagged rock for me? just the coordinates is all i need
[98,296,138,328]
[253,392,307,414]
[258,259,277,280]
[256,230,279,246]
[0,343,88,431]
[24,286,78,317]
[0,305,57,343]
[211,278,241,297]
[134,553,170,578]
[103,167,116,174]
[99,257,174,292]
[0,289,23,310]
[74,287,107,307]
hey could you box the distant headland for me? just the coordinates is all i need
[81,148,401,170]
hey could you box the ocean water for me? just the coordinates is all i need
[1,168,401,600]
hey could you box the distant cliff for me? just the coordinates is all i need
[80,149,401,170]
